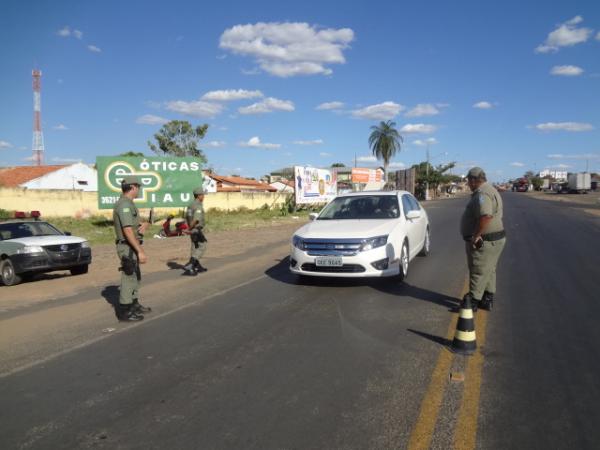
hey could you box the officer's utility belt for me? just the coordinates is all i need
[115,239,143,245]
[463,230,505,242]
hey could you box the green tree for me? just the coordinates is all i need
[331,162,346,168]
[119,151,145,157]
[148,120,209,162]
[411,161,458,199]
[368,120,403,182]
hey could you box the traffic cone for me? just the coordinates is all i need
[450,294,477,355]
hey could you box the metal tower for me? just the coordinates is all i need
[32,69,44,166]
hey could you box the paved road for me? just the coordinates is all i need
[1,193,599,449]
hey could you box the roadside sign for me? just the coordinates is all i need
[294,166,337,204]
[96,156,203,209]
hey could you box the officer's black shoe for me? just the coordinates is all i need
[117,305,144,322]
[195,264,207,273]
[183,268,198,276]
[133,299,152,313]
[480,291,494,311]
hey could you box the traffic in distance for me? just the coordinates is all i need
[0,211,91,286]
[290,190,430,281]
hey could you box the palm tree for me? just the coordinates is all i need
[368,120,403,182]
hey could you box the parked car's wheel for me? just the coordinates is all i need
[1,258,22,286]
[398,240,409,282]
[419,227,430,256]
[70,265,89,276]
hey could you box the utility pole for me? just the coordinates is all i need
[425,143,430,200]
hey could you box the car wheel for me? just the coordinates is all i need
[419,227,430,256]
[70,265,89,276]
[1,258,22,286]
[398,241,409,282]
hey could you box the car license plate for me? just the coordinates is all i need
[315,256,343,267]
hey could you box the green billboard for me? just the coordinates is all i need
[96,156,203,209]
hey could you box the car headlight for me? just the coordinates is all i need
[360,235,388,252]
[16,245,44,254]
[292,235,305,250]
[81,241,90,249]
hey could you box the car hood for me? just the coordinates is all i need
[295,219,398,239]
[8,236,87,246]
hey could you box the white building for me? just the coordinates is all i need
[0,163,98,191]
[539,170,568,181]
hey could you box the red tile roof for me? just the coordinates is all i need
[0,165,67,187]
[208,174,276,192]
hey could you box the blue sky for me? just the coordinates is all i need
[1,0,599,181]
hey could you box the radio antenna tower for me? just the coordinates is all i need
[32,69,44,166]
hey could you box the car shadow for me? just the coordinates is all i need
[100,285,120,319]
[265,257,460,311]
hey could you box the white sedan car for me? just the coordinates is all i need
[290,191,430,281]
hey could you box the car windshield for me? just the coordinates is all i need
[0,221,63,240]
[318,195,400,220]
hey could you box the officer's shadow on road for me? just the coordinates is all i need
[100,285,120,319]
[166,260,186,271]
[265,257,459,311]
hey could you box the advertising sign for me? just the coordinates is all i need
[351,168,383,183]
[294,166,337,204]
[96,157,203,209]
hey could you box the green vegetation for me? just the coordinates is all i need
[368,120,403,182]
[148,120,209,162]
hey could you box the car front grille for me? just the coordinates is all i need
[302,238,362,256]
[44,243,81,252]
[43,244,86,265]
[301,263,366,273]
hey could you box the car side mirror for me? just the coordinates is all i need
[64,231,72,236]
[406,210,421,220]
[309,213,318,221]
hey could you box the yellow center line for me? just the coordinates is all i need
[407,308,459,450]
[453,308,488,450]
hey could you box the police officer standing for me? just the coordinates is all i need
[460,167,506,310]
[113,175,152,321]
[183,187,208,275]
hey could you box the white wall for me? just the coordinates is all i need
[21,163,98,191]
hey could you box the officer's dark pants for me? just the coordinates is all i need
[116,243,140,305]
[466,237,506,300]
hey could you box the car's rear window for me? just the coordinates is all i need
[0,222,63,240]
[318,195,400,220]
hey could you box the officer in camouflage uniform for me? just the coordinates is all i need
[183,187,208,275]
[460,167,506,311]
[113,175,151,321]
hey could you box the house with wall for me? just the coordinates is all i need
[0,163,97,191]
[205,174,276,193]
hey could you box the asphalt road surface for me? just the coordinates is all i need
[1,193,599,449]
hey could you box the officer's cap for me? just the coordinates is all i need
[193,187,207,195]
[467,167,486,179]
[121,175,141,185]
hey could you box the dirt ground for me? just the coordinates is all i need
[0,220,306,310]
[524,190,600,217]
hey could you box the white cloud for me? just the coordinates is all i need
[316,101,344,110]
[357,155,377,162]
[534,122,594,132]
[239,136,281,149]
[535,16,593,53]
[73,29,83,39]
[547,153,600,160]
[473,101,493,109]
[166,100,224,118]
[400,123,437,134]
[352,101,403,120]
[510,162,525,167]
[219,22,354,77]
[238,97,294,115]
[205,140,226,148]
[597,31,600,41]
[53,124,68,130]
[293,139,323,145]
[550,65,584,76]
[405,103,440,117]
[0,140,13,149]
[241,68,261,75]
[87,45,102,53]
[319,152,333,157]
[201,89,264,102]
[135,114,169,125]
[51,157,82,163]
[57,26,71,37]
[550,163,572,169]
[144,100,162,109]
[388,162,406,169]
[413,137,439,146]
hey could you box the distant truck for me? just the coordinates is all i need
[567,173,591,194]
[512,178,530,192]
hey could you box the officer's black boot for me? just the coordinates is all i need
[480,291,494,311]
[194,260,207,273]
[117,303,144,322]
[461,293,478,312]
[183,258,198,276]
[133,298,152,313]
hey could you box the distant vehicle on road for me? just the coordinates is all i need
[0,212,92,286]
[290,191,430,281]
[512,178,530,192]
[567,173,591,194]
